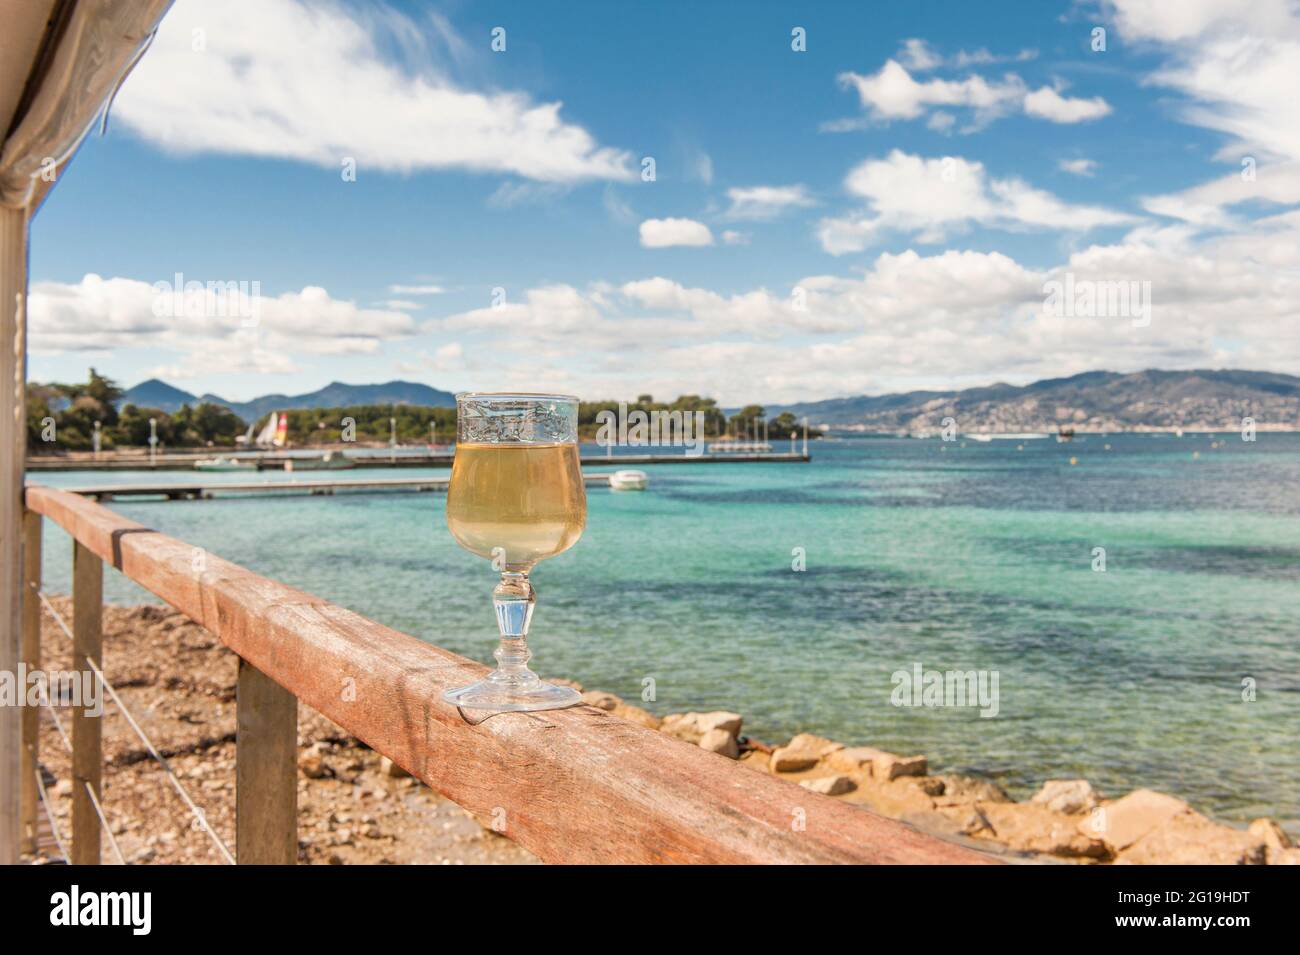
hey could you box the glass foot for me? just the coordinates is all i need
[443,675,582,713]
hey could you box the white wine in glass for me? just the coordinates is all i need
[443,393,586,712]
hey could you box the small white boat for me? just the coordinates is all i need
[608,469,649,491]
[194,456,256,472]
[283,451,355,472]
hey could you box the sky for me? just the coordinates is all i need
[25,0,1300,405]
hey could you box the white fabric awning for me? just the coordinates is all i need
[0,0,172,211]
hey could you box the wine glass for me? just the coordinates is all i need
[443,393,586,712]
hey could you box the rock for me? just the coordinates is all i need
[1119,812,1266,865]
[1082,789,1190,852]
[826,747,880,774]
[912,776,946,797]
[581,690,621,711]
[697,711,743,736]
[659,711,742,743]
[877,753,927,780]
[659,713,702,743]
[932,804,995,836]
[852,777,940,817]
[826,746,926,780]
[612,702,661,729]
[980,802,1108,858]
[933,775,1011,806]
[299,748,329,779]
[769,746,820,773]
[380,756,410,779]
[1271,848,1300,865]
[787,733,842,757]
[800,774,857,796]
[698,728,739,759]
[1031,779,1100,815]
[1247,818,1292,862]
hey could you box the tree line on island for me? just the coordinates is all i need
[26,370,817,452]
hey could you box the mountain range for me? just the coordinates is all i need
[767,369,1300,432]
[123,369,1300,432]
[122,379,456,422]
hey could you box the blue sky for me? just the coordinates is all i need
[26,0,1300,404]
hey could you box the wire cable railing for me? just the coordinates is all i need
[32,768,69,863]
[35,589,236,865]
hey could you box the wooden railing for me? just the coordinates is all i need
[19,484,994,865]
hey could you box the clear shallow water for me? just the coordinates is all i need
[34,433,1300,829]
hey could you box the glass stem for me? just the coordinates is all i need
[489,571,539,686]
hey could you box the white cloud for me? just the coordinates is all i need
[952,47,1038,68]
[722,230,750,245]
[29,275,416,378]
[388,284,444,295]
[1104,0,1300,163]
[416,220,1300,403]
[898,38,943,71]
[1058,158,1099,177]
[837,60,1025,123]
[817,151,1137,253]
[833,60,1111,131]
[1103,0,1300,233]
[896,38,1036,71]
[1142,161,1300,226]
[114,0,633,182]
[1023,86,1112,123]
[431,284,600,337]
[1104,0,1297,44]
[639,218,715,248]
[724,185,816,220]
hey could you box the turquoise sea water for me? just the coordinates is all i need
[33,433,1300,830]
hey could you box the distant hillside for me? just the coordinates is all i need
[122,378,201,412]
[122,379,456,421]
[768,369,1300,432]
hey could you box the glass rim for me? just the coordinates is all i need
[456,391,580,403]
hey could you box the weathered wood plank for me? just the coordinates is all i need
[25,484,995,864]
[20,510,41,854]
[71,538,102,865]
[236,658,298,864]
[0,204,28,864]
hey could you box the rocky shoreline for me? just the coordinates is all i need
[584,692,1297,864]
[25,600,1296,865]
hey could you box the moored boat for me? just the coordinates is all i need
[283,451,355,472]
[193,456,256,472]
[609,468,649,491]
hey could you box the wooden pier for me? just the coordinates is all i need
[48,473,618,502]
[25,450,810,472]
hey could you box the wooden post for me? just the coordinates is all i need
[236,658,297,864]
[71,540,102,865]
[19,510,41,853]
[0,203,28,864]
